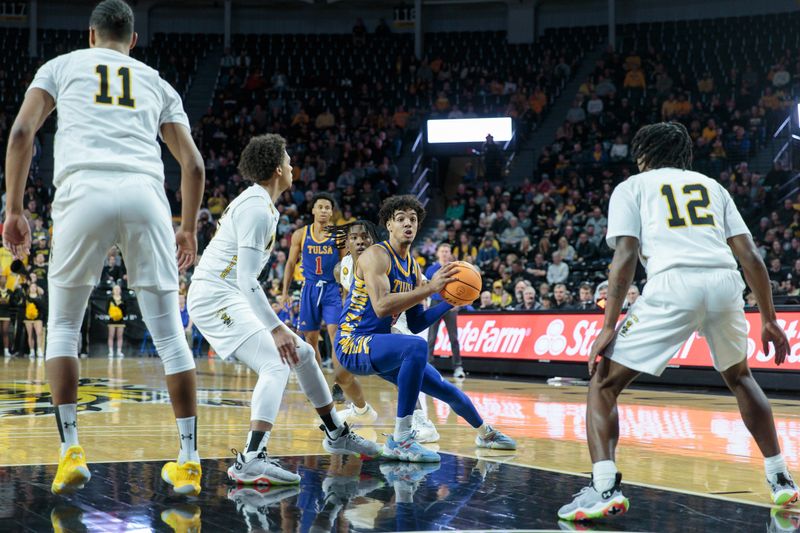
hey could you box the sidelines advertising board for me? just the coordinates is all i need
[432,311,800,371]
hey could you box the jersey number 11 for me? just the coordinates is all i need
[95,65,135,108]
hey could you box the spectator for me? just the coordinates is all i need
[556,237,577,263]
[107,284,126,358]
[476,236,499,266]
[566,99,586,123]
[547,252,569,284]
[500,217,526,248]
[516,286,540,311]
[479,291,497,310]
[574,282,595,310]
[23,282,45,358]
[552,283,572,310]
[623,285,640,309]
[490,280,513,308]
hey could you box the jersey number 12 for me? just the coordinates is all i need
[660,184,715,228]
[95,65,135,108]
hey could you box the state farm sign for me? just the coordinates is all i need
[432,311,800,371]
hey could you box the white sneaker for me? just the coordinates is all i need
[227,450,300,485]
[108,349,114,358]
[412,410,439,443]
[339,403,379,425]
[453,366,466,379]
[321,422,382,458]
[116,350,125,358]
[37,349,44,358]
[3,348,10,358]
[28,351,35,359]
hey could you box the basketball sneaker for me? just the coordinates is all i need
[769,472,799,506]
[161,461,202,496]
[51,445,91,495]
[321,422,382,458]
[339,403,379,425]
[557,473,630,521]
[475,425,516,450]
[453,366,466,379]
[160,504,201,532]
[322,472,384,506]
[331,384,346,403]
[412,410,439,443]
[227,449,300,485]
[380,462,441,501]
[382,432,441,462]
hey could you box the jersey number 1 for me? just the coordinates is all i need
[95,65,135,108]
[660,184,715,228]
[315,256,323,275]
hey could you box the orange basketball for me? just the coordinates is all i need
[439,261,482,306]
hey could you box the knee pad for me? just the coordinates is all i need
[45,323,80,361]
[155,333,195,375]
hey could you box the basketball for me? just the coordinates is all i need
[439,261,482,306]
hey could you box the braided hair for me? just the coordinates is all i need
[324,220,378,250]
[631,122,693,171]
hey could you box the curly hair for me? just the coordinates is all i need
[631,121,693,171]
[238,134,287,183]
[378,195,426,228]
[325,220,379,249]
[310,192,337,211]
[90,0,134,42]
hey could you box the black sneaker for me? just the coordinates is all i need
[331,384,345,403]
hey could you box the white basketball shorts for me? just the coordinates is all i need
[49,171,178,290]
[608,267,748,376]
[186,279,266,360]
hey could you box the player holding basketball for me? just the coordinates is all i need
[559,122,798,521]
[4,0,204,496]
[336,195,516,462]
[282,192,346,400]
[334,220,439,441]
[188,134,380,486]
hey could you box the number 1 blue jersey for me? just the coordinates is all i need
[301,225,338,283]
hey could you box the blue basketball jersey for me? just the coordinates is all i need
[338,241,419,354]
[301,224,338,283]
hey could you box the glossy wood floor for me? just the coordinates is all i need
[1,354,800,531]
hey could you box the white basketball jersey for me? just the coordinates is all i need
[192,185,278,291]
[28,47,190,186]
[340,254,354,294]
[606,168,750,278]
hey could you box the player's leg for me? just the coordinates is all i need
[288,330,381,458]
[46,283,95,494]
[224,331,300,485]
[704,301,799,505]
[298,284,324,366]
[333,352,379,424]
[417,363,515,449]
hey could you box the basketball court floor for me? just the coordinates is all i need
[1,355,798,531]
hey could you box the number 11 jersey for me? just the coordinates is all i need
[606,168,751,278]
[28,47,189,187]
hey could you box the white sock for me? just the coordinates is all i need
[765,453,788,481]
[417,392,428,416]
[354,403,369,415]
[592,460,618,492]
[56,404,79,456]
[176,416,199,464]
[394,414,414,440]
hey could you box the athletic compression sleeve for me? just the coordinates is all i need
[237,245,282,332]
[404,301,453,334]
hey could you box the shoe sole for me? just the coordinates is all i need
[51,466,91,495]
[381,448,441,463]
[161,468,201,496]
[558,497,630,521]
[227,472,300,486]
[322,439,380,460]
[773,490,799,506]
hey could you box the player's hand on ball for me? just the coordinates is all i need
[588,326,616,378]
[430,262,459,292]
[763,320,789,366]
[2,213,31,259]
[175,227,197,273]
[272,324,299,365]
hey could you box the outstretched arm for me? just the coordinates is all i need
[360,246,457,318]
